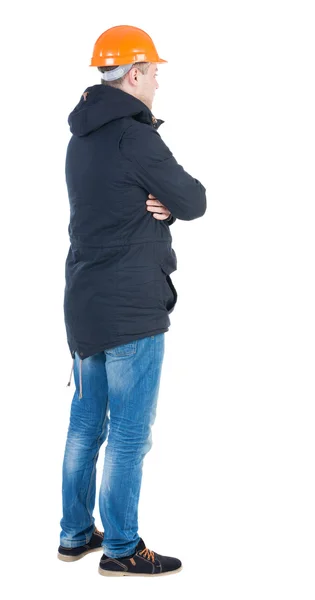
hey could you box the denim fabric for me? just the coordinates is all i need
[60,333,165,558]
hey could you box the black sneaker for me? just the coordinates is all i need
[57,526,104,562]
[98,537,182,577]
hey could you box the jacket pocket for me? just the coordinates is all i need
[115,267,161,335]
[160,252,178,314]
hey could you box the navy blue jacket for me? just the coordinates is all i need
[64,84,207,361]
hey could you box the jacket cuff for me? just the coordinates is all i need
[166,213,176,225]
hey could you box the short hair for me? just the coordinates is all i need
[98,62,150,87]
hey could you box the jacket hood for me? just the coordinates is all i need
[68,84,164,137]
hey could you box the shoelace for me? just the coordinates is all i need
[94,527,103,537]
[139,546,155,562]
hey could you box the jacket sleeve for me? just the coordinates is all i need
[120,124,207,221]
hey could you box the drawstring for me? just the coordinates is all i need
[66,355,83,400]
[66,357,75,387]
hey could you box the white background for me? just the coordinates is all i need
[2,1,314,598]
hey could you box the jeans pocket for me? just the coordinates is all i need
[106,340,138,357]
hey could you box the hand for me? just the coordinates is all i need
[146,194,171,220]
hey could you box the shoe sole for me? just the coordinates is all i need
[57,547,103,562]
[98,565,183,577]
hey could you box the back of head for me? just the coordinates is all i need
[98,62,150,88]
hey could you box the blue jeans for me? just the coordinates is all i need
[59,333,165,558]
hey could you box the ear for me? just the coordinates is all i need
[129,66,139,84]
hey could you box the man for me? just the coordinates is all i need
[58,25,207,577]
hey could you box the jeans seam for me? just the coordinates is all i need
[84,404,109,543]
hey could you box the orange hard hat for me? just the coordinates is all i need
[90,25,167,67]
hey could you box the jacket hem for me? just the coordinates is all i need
[68,326,169,360]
